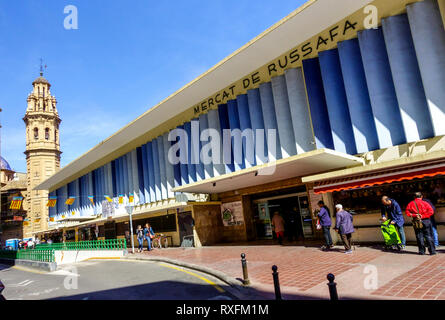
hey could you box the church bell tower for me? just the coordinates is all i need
[23,67,61,237]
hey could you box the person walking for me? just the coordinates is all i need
[381,196,406,249]
[271,211,285,245]
[136,225,144,253]
[144,223,155,251]
[334,204,355,254]
[406,192,436,256]
[315,200,333,251]
[421,194,440,248]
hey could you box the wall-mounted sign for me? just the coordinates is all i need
[221,201,244,227]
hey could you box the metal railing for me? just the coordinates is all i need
[0,249,55,262]
[32,239,127,251]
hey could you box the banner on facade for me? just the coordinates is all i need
[88,196,94,205]
[10,197,23,210]
[221,201,244,227]
[104,195,112,202]
[65,197,75,205]
[129,193,134,203]
[47,197,57,207]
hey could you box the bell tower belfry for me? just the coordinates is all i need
[23,66,61,237]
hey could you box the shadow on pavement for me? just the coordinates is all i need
[45,279,348,300]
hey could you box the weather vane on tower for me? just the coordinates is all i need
[40,58,47,76]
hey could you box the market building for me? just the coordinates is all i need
[35,0,445,247]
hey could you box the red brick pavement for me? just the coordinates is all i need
[135,245,383,292]
[371,254,445,300]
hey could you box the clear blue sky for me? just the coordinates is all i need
[0,0,306,173]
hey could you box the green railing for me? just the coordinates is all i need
[0,249,55,262]
[33,239,127,251]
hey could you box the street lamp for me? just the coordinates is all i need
[125,204,135,254]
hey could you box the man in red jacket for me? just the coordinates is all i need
[406,192,436,255]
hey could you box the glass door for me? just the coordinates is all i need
[298,195,314,238]
[255,202,273,239]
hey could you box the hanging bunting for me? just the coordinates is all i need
[10,196,23,210]
[65,197,75,205]
[35,218,41,222]
[49,217,55,222]
[104,195,113,202]
[88,196,95,205]
[129,193,134,203]
[118,194,124,204]
[46,196,57,207]
[71,211,76,216]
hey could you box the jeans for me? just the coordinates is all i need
[145,236,152,251]
[137,237,143,250]
[340,233,352,251]
[322,226,333,247]
[432,225,439,247]
[396,224,406,246]
[414,218,436,255]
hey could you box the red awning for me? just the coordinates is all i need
[314,163,445,194]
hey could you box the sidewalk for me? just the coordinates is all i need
[125,244,445,300]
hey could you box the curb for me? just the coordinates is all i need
[0,258,57,272]
[124,255,254,299]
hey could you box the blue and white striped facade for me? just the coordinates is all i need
[49,0,445,224]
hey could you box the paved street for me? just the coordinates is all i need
[129,244,445,300]
[0,260,235,300]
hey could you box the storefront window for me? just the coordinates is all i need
[65,229,75,241]
[333,176,445,215]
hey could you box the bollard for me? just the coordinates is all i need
[327,273,338,301]
[241,253,250,285]
[272,265,282,300]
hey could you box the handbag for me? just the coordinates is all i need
[412,200,423,230]
[316,219,322,230]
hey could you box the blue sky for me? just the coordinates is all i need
[0,0,306,173]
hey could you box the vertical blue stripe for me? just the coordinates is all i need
[338,38,380,152]
[247,88,268,165]
[227,99,245,170]
[236,94,256,167]
[198,114,214,178]
[152,138,162,200]
[163,132,175,198]
[184,122,197,183]
[318,49,357,155]
[141,144,150,203]
[358,28,406,147]
[156,136,167,200]
[259,82,283,161]
[217,104,235,173]
[147,141,156,202]
[136,147,145,204]
[271,75,298,157]
[284,67,315,154]
[111,160,117,198]
[176,125,189,186]
[206,109,225,176]
[302,58,335,150]
[382,14,434,142]
[407,0,445,136]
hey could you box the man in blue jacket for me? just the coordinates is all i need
[381,196,406,249]
[335,204,355,254]
[316,200,333,251]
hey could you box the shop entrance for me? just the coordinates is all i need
[178,211,194,247]
[253,191,313,241]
